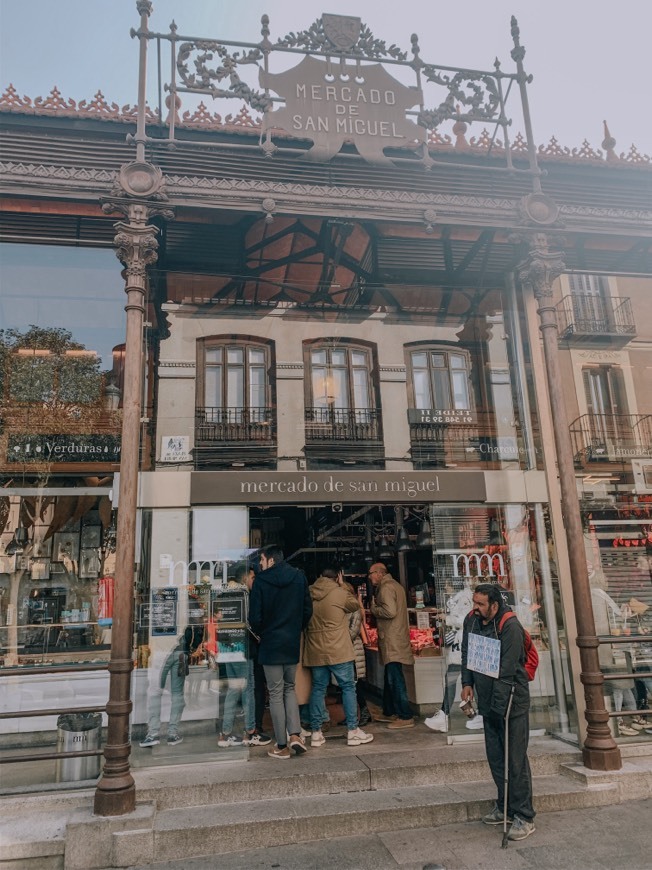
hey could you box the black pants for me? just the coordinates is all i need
[253,659,267,732]
[483,712,535,821]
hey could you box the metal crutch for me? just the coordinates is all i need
[501,684,516,849]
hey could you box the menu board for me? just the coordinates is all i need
[212,592,246,625]
[151,589,178,636]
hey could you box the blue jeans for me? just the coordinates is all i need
[383,661,412,720]
[221,659,255,735]
[310,661,357,731]
[147,649,186,738]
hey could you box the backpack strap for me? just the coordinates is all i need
[498,610,516,632]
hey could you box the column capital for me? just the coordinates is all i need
[515,233,565,301]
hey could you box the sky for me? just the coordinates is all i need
[0,0,650,154]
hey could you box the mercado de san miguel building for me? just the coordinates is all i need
[0,4,651,816]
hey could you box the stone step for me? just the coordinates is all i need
[134,742,581,811]
[113,774,617,864]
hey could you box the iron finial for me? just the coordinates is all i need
[261,14,270,38]
[602,120,618,162]
[510,16,525,63]
[169,20,178,34]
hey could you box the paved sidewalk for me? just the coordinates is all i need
[131,798,652,870]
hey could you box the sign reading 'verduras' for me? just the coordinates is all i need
[260,54,425,164]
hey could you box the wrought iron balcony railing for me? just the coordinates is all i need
[556,294,636,343]
[570,414,652,464]
[195,407,275,443]
[409,410,530,466]
[305,407,382,442]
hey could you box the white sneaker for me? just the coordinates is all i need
[311,730,326,747]
[424,710,448,732]
[347,728,374,746]
[466,714,484,730]
[300,727,312,739]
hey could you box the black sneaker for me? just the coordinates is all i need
[167,734,183,746]
[243,730,272,746]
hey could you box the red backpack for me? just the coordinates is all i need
[498,611,539,681]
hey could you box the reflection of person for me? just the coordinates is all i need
[425,581,476,733]
[218,565,271,748]
[343,581,372,727]
[461,583,535,841]
[368,562,415,729]
[140,594,204,748]
[303,567,373,748]
[249,545,313,759]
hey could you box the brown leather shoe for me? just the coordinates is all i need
[387,717,415,729]
[374,713,397,723]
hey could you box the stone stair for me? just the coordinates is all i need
[2,737,651,869]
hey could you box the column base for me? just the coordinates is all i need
[94,782,136,816]
[581,744,622,771]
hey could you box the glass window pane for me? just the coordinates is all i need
[248,348,265,365]
[431,353,445,368]
[333,368,349,409]
[249,367,266,408]
[331,350,346,366]
[227,366,244,407]
[205,347,222,364]
[312,366,327,404]
[411,352,428,369]
[352,368,370,409]
[413,369,431,408]
[433,369,450,407]
[450,354,467,369]
[351,351,367,367]
[312,349,326,365]
[227,347,243,364]
[451,371,470,409]
[204,365,222,407]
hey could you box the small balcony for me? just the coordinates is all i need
[556,294,636,346]
[409,409,529,467]
[570,414,652,466]
[194,406,276,468]
[304,407,383,464]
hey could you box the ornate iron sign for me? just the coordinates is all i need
[261,55,424,164]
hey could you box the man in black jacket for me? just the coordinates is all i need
[249,545,313,759]
[461,583,535,841]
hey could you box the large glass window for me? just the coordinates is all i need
[202,341,270,423]
[409,347,471,411]
[309,343,374,422]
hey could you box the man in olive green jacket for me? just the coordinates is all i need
[369,562,415,728]
[304,566,374,748]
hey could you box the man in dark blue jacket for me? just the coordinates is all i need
[249,545,313,759]
[461,583,535,841]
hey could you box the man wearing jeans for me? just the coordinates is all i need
[303,566,374,748]
[369,562,415,729]
[249,545,313,759]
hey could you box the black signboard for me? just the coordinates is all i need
[212,594,245,625]
[7,434,121,463]
[408,409,476,425]
[151,588,178,636]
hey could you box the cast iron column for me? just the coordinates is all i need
[518,233,621,771]
[94,161,173,814]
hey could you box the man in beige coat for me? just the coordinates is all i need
[304,566,374,748]
[369,562,415,728]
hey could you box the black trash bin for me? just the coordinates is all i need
[55,712,102,782]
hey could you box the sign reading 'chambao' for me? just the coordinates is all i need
[260,54,425,164]
[191,470,486,505]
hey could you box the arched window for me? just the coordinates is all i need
[308,342,374,421]
[408,346,472,412]
[199,338,271,424]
